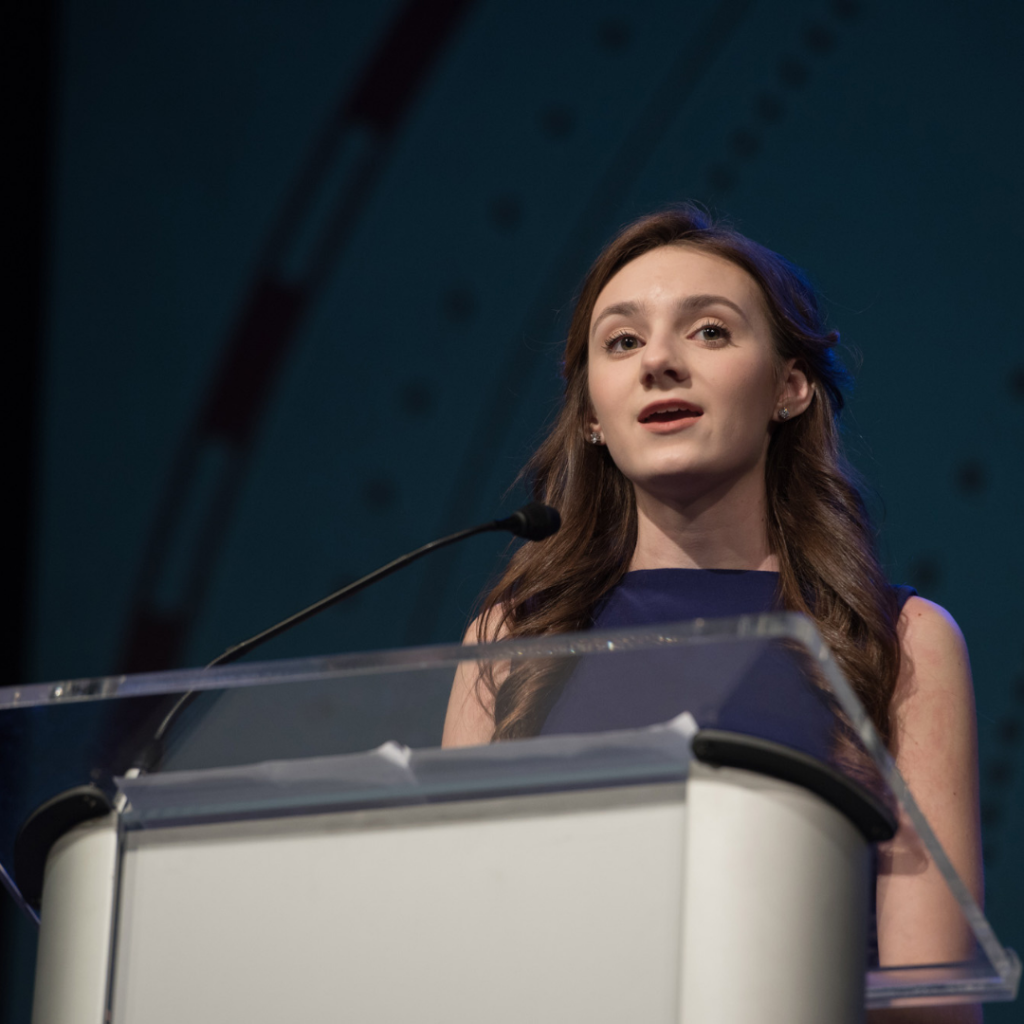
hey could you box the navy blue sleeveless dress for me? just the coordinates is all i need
[540,568,916,749]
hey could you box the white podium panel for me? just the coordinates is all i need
[113,784,687,1024]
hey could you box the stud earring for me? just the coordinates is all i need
[588,431,602,445]
[778,408,790,421]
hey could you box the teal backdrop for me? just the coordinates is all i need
[4,1,1023,1019]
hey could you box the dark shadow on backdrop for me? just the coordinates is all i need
[1,3,58,1020]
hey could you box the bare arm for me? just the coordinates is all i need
[868,597,984,1024]
[441,614,502,747]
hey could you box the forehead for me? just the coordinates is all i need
[592,244,764,322]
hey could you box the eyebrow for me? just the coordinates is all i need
[591,293,752,335]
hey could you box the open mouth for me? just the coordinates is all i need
[639,404,703,424]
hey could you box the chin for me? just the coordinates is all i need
[631,464,716,494]
[633,453,714,479]
[630,458,759,500]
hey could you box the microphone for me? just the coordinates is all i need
[128,502,560,776]
[209,501,560,668]
[494,502,561,541]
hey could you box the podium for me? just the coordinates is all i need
[2,614,1019,1022]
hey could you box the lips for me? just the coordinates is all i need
[638,400,703,424]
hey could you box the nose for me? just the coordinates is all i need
[639,327,688,387]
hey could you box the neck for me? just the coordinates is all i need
[629,471,777,572]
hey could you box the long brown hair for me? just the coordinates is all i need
[478,205,902,745]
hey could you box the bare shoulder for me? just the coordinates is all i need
[464,604,510,646]
[891,595,975,752]
[440,608,508,748]
[892,597,973,726]
[898,596,969,672]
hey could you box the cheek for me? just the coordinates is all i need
[586,366,620,427]
[717,358,779,412]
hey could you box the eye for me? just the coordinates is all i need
[693,320,732,346]
[604,330,643,353]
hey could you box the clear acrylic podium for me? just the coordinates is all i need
[1,613,1018,1023]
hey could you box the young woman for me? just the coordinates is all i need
[442,207,982,1020]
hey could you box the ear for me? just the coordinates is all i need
[774,359,814,422]
[587,410,603,443]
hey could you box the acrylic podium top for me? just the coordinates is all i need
[0,612,1018,1010]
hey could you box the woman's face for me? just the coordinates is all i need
[587,244,794,503]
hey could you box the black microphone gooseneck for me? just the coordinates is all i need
[208,501,559,669]
[129,502,561,776]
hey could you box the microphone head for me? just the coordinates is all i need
[496,502,561,541]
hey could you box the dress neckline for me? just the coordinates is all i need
[623,567,780,578]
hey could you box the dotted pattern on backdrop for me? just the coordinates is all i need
[980,652,1024,870]
[702,0,863,199]
[905,363,1021,607]
[914,344,1024,880]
